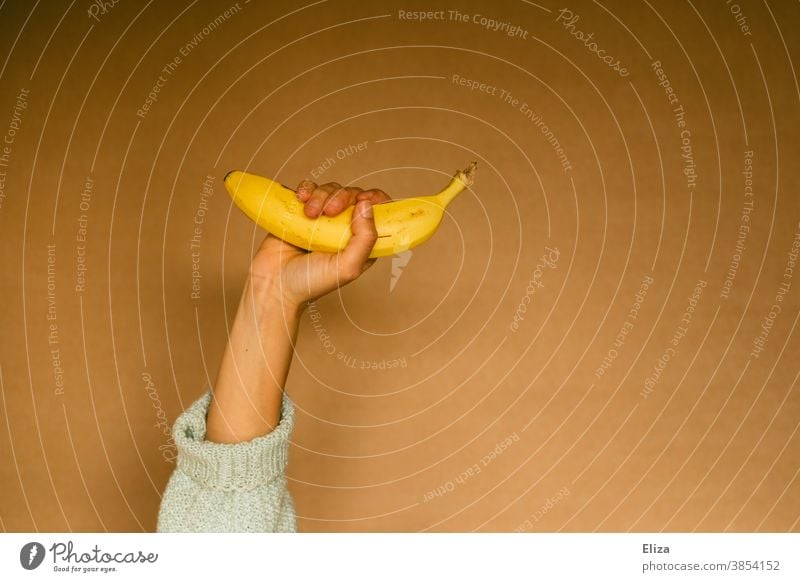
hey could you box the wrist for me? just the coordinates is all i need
[244,274,304,324]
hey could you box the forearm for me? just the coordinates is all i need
[206,276,302,443]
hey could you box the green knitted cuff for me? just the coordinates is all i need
[172,390,294,491]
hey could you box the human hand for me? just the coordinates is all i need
[247,180,392,314]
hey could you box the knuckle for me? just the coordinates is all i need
[363,188,390,202]
[311,190,329,202]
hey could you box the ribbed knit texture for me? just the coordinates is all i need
[157,390,297,532]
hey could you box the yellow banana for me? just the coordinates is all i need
[224,162,476,258]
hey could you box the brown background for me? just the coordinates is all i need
[0,0,798,532]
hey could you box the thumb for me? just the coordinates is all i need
[337,200,378,282]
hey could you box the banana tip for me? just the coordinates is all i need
[460,161,477,185]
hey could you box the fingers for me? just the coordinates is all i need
[322,186,362,217]
[297,180,391,218]
[304,182,336,218]
[337,200,378,282]
[301,183,362,218]
[291,179,386,285]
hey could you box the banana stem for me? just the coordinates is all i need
[435,162,477,207]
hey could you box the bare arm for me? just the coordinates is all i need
[205,278,300,442]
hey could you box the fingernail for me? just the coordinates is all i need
[361,201,373,218]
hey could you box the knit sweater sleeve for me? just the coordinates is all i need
[157,390,297,532]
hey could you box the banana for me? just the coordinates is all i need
[224,162,476,258]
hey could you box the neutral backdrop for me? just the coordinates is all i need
[0,0,798,532]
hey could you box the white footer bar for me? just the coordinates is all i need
[1,533,797,581]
